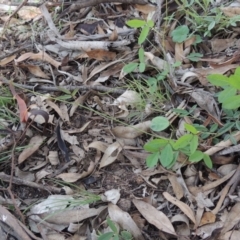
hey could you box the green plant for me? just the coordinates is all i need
[98,218,132,240]
[176,0,240,37]
[144,121,212,169]
[123,19,154,74]
[207,67,240,110]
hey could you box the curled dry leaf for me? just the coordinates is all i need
[48,151,60,165]
[111,121,151,139]
[0,54,16,66]
[108,203,144,240]
[39,206,106,225]
[132,199,176,236]
[87,141,108,152]
[99,141,123,169]
[46,99,66,121]
[221,202,240,234]
[189,89,220,120]
[15,50,61,69]
[19,63,50,79]
[57,161,95,182]
[18,135,46,164]
[113,90,141,109]
[163,192,196,224]
[101,189,120,204]
[70,92,90,117]
[9,82,28,123]
[144,52,168,71]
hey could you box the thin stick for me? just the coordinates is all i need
[0,76,126,94]
[0,172,62,194]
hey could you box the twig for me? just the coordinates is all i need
[5,137,26,223]
[0,172,63,194]
[59,0,147,19]
[3,0,28,29]
[0,76,126,94]
[212,165,240,214]
[204,131,240,155]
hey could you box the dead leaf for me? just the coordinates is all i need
[18,135,46,164]
[86,49,116,61]
[108,203,144,240]
[0,54,16,66]
[221,202,240,234]
[99,141,123,168]
[111,121,151,139]
[9,82,28,123]
[57,161,95,182]
[163,192,196,224]
[200,212,216,226]
[15,50,61,69]
[132,199,176,236]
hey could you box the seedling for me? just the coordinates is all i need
[98,217,132,240]
[144,121,212,169]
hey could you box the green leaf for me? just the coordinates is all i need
[126,19,146,28]
[173,61,182,67]
[218,87,236,103]
[146,152,160,168]
[144,139,168,152]
[222,95,240,109]
[193,124,208,132]
[209,123,218,133]
[123,63,138,73]
[56,95,72,100]
[228,75,240,90]
[187,52,203,62]
[173,134,193,150]
[150,116,170,131]
[113,235,119,240]
[138,26,150,44]
[160,144,174,168]
[121,231,132,240]
[203,154,213,168]
[107,218,118,233]
[229,134,237,145]
[172,109,189,116]
[217,122,235,136]
[147,20,154,28]
[189,150,204,162]
[208,21,215,30]
[207,74,229,87]
[138,48,145,62]
[171,25,189,43]
[234,67,240,77]
[139,62,146,72]
[190,135,198,154]
[98,232,114,240]
[185,123,198,134]
[236,121,240,131]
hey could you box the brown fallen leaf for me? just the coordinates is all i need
[99,141,123,168]
[163,192,196,224]
[15,50,61,68]
[18,135,46,164]
[111,121,151,139]
[132,199,176,236]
